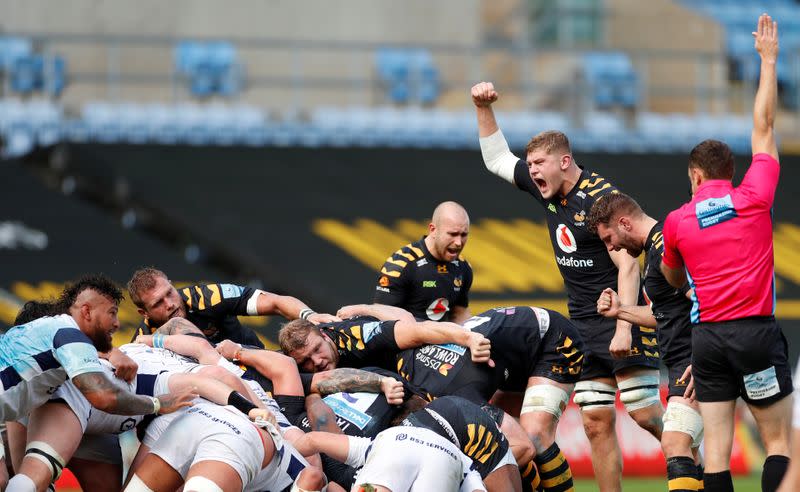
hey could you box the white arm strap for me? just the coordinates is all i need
[479,129,519,184]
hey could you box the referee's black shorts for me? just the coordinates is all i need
[691,316,793,406]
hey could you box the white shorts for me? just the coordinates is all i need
[245,425,310,492]
[354,427,466,492]
[149,403,265,489]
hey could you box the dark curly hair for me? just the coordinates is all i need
[59,274,124,308]
[13,300,64,325]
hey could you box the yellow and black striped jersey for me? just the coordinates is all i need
[514,163,637,318]
[319,316,402,370]
[373,237,473,321]
[133,282,263,348]
[402,395,509,479]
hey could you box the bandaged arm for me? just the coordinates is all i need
[479,129,519,184]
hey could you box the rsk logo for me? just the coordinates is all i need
[555,224,577,253]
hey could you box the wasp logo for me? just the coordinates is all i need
[379,276,389,287]
[454,276,463,287]
[438,363,454,376]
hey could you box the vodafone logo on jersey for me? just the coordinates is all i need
[555,224,577,253]
[426,298,450,320]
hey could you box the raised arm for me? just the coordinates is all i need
[752,13,779,160]
[72,372,195,415]
[255,291,340,325]
[472,81,519,185]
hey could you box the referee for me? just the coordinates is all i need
[661,14,791,492]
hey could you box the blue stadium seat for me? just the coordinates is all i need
[0,37,33,71]
[375,48,440,105]
[174,41,242,97]
[583,51,640,109]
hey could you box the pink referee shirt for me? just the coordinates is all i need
[662,153,780,323]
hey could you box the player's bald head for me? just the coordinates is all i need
[431,201,470,228]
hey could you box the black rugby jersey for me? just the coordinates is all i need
[514,163,622,319]
[319,317,401,371]
[374,237,473,321]
[467,307,583,391]
[297,369,401,438]
[133,283,264,348]
[403,395,509,479]
[643,223,692,365]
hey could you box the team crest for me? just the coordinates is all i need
[379,276,389,287]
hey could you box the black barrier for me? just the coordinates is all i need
[0,161,279,341]
[14,144,800,359]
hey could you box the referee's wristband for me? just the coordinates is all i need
[151,396,161,415]
[299,308,316,321]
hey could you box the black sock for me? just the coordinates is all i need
[762,455,790,492]
[667,456,702,491]
[703,471,733,492]
[697,464,704,492]
[534,442,574,492]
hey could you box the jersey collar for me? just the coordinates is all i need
[643,222,663,254]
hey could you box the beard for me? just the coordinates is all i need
[90,329,114,353]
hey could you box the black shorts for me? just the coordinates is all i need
[665,354,692,399]
[573,315,661,381]
[692,317,793,405]
[532,310,585,384]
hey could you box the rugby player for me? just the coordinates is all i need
[588,192,704,491]
[127,267,339,347]
[472,81,663,491]
[374,201,474,323]
[0,275,194,492]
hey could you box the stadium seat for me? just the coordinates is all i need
[174,41,243,98]
[582,51,640,109]
[375,48,440,105]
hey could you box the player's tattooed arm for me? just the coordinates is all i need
[310,368,385,395]
[72,371,195,415]
[154,317,204,336]
[311,369,405,404]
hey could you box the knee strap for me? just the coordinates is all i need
[617,375,661,413]
[25,441,66,482]
[123,475,155,492]
[520,384,570,420]
[663,401,704,448]
[573,381,617,410]
[183,476,224,492]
